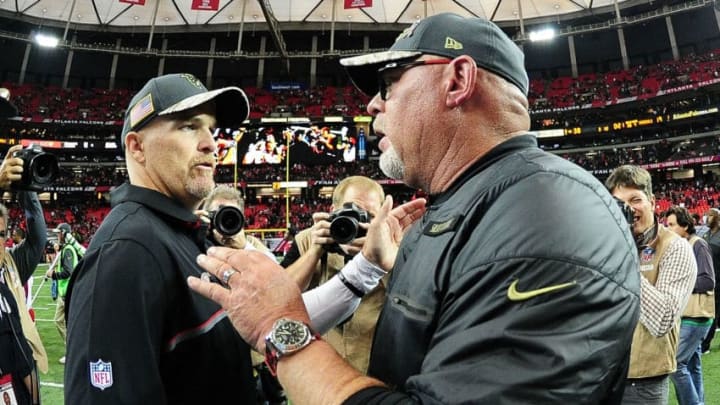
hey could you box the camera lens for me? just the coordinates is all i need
[31,153,58,184]
[213,206,245,236]
[330,217,359,244]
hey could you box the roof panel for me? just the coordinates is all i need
[0,0,635,28]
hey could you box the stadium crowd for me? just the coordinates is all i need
[2,48,719,124]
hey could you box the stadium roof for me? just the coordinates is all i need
[0,0,637,30]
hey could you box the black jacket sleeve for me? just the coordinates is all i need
[9,191,47,285]
[692,239,715,293]
[343,387,417,405]
[279,240,301,268]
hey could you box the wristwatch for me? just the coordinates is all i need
[264,318,319,376]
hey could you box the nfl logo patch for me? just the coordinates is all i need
[640,247,655,263]
[89,359,113,391]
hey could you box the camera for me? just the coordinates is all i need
[614,196,635,224]
[11,144,59,192]
[328,202,370,244]
[208,205,245,237]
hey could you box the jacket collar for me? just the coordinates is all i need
[636,219,659,250]
[430,134,537,205]
[110,182,206,233]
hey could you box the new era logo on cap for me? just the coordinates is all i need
[445,37,463,50]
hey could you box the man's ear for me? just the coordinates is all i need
[445,55,477,108]
[125,131,145,164]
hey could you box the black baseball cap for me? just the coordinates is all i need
[121,73,249,148]
[0,88,18,119]
[53,223,71,234]
[340,13,528,97]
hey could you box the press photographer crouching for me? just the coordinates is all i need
[198,185,276,261]
[0,89,51,405]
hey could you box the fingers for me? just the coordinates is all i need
[378,195,394,221]
[4,145,22,159]
[312,212,330,224]
[391,198,427,230]
[187,276,230,307]
[204,245,241,264]
[195,210,211,223]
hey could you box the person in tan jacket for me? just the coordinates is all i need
[664,205,715,405]
[608,165,697,405]
[281,175,384,373]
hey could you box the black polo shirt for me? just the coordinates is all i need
[65,183,256,405]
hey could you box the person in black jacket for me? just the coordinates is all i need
[188,13,642,405]
[63,74,257,405]
[0,92,49,405]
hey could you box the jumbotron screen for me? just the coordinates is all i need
[215,124,365,166]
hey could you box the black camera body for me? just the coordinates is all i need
[12,144,59,192]
[614,196,635,224]
[328,202,370,244]
[208,205,245,237]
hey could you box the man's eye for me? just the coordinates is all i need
[383,77,394,90]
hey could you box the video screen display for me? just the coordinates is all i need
[217,123,364,166]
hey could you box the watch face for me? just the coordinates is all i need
[270,319,311,353]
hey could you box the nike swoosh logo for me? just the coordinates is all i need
[507,279,577,301]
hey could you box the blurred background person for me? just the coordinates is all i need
[44,223,84,365]
[664,206,715,405]
[702,208,720,354]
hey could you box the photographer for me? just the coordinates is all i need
[197,185,275,261]
[281,175,385,373]
[0,91,49,405]
[45,222,84,365]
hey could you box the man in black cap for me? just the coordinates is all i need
[63,74,258,404]
[0,89,49,404]
[188,13,642,404]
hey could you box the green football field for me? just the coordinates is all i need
[27,263,720,404]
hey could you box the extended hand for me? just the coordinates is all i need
[362,196,426,271]
[188,247,309,352]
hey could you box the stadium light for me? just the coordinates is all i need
[34,33,59,48]
[529,28,556,42]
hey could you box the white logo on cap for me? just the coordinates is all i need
[180,73,203,88]
[396,20,420,41]
[445,37,463,50]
